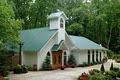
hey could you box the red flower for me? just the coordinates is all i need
[61,65,65,70]
[0,75,3,78]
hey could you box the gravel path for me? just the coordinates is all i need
[9,59,120,80]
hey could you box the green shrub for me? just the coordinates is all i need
[113,67,119,72]
[100,64,105,73]
[117,70,120,78]
[107,50,114,59]
[0,78,9,80]
[78,62,89,67]
[102,57,108,62]
[88,72,106,80]
[68,54,76,65]
[93,69,100,73]
[105,70,116,80]
[89,70,96,75]
[90,62,94,65]
[77,75,82,80]
[115,59,120,63]
[0,53,10,77]
[42,57,52,70]
[0,66,9,77]
[110,63,113,70]
[13,65,28,74]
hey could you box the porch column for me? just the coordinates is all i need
[94,51,96,62]
[105,51,107,57]
[101,52,104,61]
[62,51,64,66]
[98,51,100,62]
[90,50,92,63]
[50,52,53,65]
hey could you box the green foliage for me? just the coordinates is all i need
[68,54,76,65]
[102,57,108,62]
[0,51,10,77]
[77,75,82,80]
[0,78,9,80]
[5,0,120,53]
[113,67,120,72]
[105,70,117,80]
[42,56,52,70]
[78,62,90,67]
[116,59,120,63]
[88,72,106,80]
[67,23,83,36]
[100,64,105,73]
[93,69,100,73]
[107,50,115,59]
[117,70,120,77]
[0,66,9,77]
[0,0,21,49]
[110,63,113,70]
[13,65,28,74]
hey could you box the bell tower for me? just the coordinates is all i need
[47,11,68,43]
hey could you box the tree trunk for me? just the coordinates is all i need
[107,22,113,49]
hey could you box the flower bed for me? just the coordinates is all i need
[78,67,120,80]
[0,75,9,80]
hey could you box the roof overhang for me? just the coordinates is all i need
[47,11,68,20]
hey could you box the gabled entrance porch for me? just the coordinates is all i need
[51,40,68,69]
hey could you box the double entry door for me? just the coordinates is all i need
[52,50,62,69]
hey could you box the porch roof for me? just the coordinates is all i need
[51,40,64,51]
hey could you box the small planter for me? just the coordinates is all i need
[60,65,65,70]
[68,64,76,68]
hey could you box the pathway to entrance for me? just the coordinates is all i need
[9,59,120,80]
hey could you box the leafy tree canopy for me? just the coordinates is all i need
[0,0,22,50]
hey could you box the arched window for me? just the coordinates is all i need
[47,52,50,56]
[60,18,63,28]
[64,51,67,65]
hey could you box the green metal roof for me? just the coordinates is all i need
[51,40,64,51]
[20,27,57,52]
[69,35,106,50]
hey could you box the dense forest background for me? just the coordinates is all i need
[1,0,120,53]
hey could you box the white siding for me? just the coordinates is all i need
[49,19,59,30]
[37,33,58,70]
[72,50,88,65]
[58,16,65,43]
[71,49,106,65]
[22,52,37,67]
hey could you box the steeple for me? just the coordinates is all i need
[47,11,68,43]
[47,11,68,30]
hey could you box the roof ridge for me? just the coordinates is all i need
[20,27,49,31]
